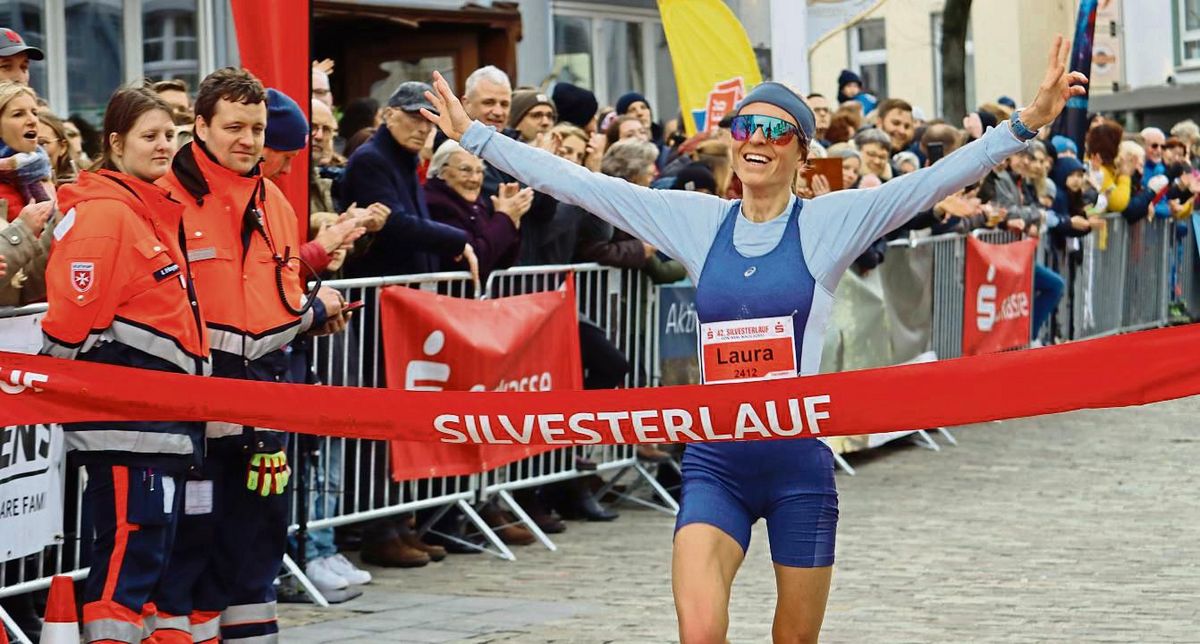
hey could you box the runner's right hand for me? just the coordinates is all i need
[421,71,473,142]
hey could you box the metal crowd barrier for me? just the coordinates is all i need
[1180,217,1200,318]
[890,228,1023,360]
[0,304,87,644]
[290,265,675,604]
[477,265,677,551]
[1073,215,1173,340]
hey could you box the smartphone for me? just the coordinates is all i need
[927,141,945,165]
[800,157,845,192]
[341,300,365,315]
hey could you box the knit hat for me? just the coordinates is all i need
[892,150,920,171]
[837,69,863,90]
[1051,135,1078,156]
[552,82,598,128]
[508,89,556,128]
[265,88,308,152]
[673,163,717,193]
[737,82,816,140]
[615,92,650,116]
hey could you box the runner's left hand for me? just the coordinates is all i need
[1021,35,1089,131]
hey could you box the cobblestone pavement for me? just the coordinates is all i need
[279,396,1200,643]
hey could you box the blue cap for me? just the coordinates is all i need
[264,88,308,152]
[997,95,1017,109]
[736,82,816,140]
[1051,135,1078,156]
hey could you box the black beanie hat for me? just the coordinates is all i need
[552,82,598,129]
[673,163,718,194]
[616,92,650,116]
[975,110,998,131]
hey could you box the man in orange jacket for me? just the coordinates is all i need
[151,68,344,644]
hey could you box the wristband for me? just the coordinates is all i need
[1009,110,1039,141]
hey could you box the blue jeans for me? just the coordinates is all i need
[1033,263,1065,340]
[288,440,342,561]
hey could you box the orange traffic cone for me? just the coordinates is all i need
[40,575,79,643]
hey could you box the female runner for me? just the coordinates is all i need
[424,36,1086,643]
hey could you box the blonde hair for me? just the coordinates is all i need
[551,123,588,146]
[0,81,37,119]
[1118,139,1145,166]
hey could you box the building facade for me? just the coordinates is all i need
[2,0,239,126]
[314,0,812,122]
[1090,0,1200,130]
[807,0,1077,118]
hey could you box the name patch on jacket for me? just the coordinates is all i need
[153,263,181,282]
[187,247,217,262]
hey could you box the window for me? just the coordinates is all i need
[66,0,124,127]
[0,0,46,98]
[143,0,200,90]
[601,19,644,105]
[652,23,677,125]
[369,56,455,108]
[931,12,975,118]
[552,6,678,120]
[849,18,887,98]
[21,0,224,127]
[553,15,592,90]
[1180,0,1200,66]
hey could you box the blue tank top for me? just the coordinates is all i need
[694,199,815,372]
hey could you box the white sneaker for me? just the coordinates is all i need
[305,557,349,591]
[327,553,372,585]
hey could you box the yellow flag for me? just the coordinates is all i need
[658,0,763,136]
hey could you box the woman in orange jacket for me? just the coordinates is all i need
[42,85,209,644]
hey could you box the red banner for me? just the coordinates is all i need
[381,283,582,479]
[231,0,309,240]
[963,237,1037,356]
[2,324,1200,446]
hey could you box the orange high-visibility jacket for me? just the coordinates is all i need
[158,141,319,448]
[43,169,210,470]
[158,141,316,363]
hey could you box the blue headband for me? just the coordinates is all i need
[736,82,816,140]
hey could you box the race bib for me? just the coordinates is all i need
[699,315,797,384]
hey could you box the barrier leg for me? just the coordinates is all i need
[912,430,941,451]
[936,427,959,446]
[414,503,453,537]
[0,604,32,644]
[598,463,679,516]
[454,500,516,561]
[830,450,857,476]
[496,489,557,552]
[280,553,330,608]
